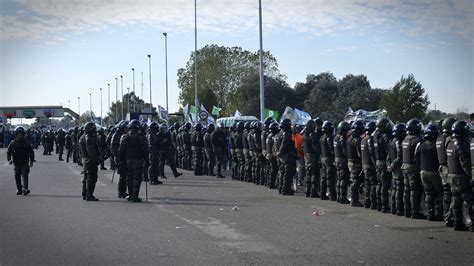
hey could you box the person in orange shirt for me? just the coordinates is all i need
[293,125,304,186]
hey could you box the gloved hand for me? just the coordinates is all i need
[9,160,13,165]
[29,162,34,168]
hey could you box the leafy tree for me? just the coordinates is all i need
[107,92,155,123]
[380,74,430,123]
[177,44,282,116]
[233,73,297,118]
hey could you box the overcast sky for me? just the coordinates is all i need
[1,0,473,118]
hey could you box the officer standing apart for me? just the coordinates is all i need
[278,119,297,196]
[79,122,102,201]
[119,120,149,202]
[7,126,35,196]
[320,121,336,201]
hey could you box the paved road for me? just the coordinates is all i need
[1,151,472,265]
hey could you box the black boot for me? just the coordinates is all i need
[82,183,87,200]
[86,183,99,201]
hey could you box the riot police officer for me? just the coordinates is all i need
[303,119,319,197]
[320,121,336,201]
[97,128,108,170]
[415,124,442,221]
[79,122,101,201]
[334,121,350,204]
[402,119,424,219]
[278,119,296,195]
[72,127,79,163]
[446,120,472,231]
[348,121,364,207]
[212,123,227,178]
[57,129,66,161]
[234,122,245,181]
[112,121,129,198]
[436,117,457,226]
[7,126,35,195]
[230,124,238,179]
[119,119,148,202]
[65,129,73,163]
[267,122,279,189]
[252,121,264,185]
[183,123,193,171]
[373,118,392,213]
[148,122,162,185]
[191,123,204,176]
[242,122,252,182]
[387,123,406,215]
[204,124,216,176]
[157,124,182,179]
[361,121,377,209]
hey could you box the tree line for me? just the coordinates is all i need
[178,44,437,123]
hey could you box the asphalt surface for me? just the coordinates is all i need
[1,150,473,265]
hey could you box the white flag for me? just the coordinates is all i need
[234,110,241,118]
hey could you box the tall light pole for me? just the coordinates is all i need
[194,0,199,116]
[131,68,135,112]
[107,83,110,118]
[127,87,130,116]
[89,93,92,121]
[68,100,70,109]
[163,32,169,112]
[148,54,152,116]
[258,0,265,121]
[115,77,118,122]
[78,97,80,116]
[141,71,144,112]
[120,75,124,120]
[100,88,103,127]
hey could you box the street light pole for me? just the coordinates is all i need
[127,87,130,116]
[194,0,199,116]
[89,93,92,121]
[141,71,144,112]
[68,100,70,109]
[78,97,80,116]
[120,75,124,120]
[115,77,118,122]
[132,68,135,112]
[163,32,169,112]
[107,83,110,118]
[258,0,265,121]
[148,54,152,117]
[100,88,103,127]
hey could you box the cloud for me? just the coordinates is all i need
[1,0,473,42]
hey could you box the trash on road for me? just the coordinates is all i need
[312,210,325,216]
[219,208,224,211]
[232,206,239,211]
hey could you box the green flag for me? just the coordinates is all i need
[211,106,221,116]
[264,108,280,120]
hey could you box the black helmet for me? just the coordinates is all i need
[84,122,96,134]
[264,117,275,127]
[305,119,316,132]
[423,123,439,140]
[406,119,422,135]
[149,122,159,133]
[185,122,192,130]
[98,127,104,133]
[314,117,323,127]
[237,121,245,131]
[118,120,129,130]
[195,123,203,131]
[351,120,364,136]
[392,123,406,138]
[244,122,252,130]
[269,122,279,132]
[159,124,168,132]
[337,121,351,135]
[14,126,25,136]
[322,121,334,133]
[280,118,292,130]
[254,121,262,131]
[441,117,457,134]
[365,121,376,135]
[74,126,79,133]
[173,122,180,130]
[451,120,469,138]
[376,118,391,133]
[207,123,215,133]
[128,119,140,129]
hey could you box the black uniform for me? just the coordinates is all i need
[65,131,73,163]
[278,129,296,195]
[347,134,363,206]
[334,133,349,204]
[57,130,66,160]
[362,133,377,208]
[373,130,391,212]
[436,133,453,222]
[97,131,108,170]
[157,130,180,178]
[112,130,127,197]
[234,129,245,181]
[191,128,204,176]
[119,129,148,202]
[204,130,216,176]
[212,128,227,178]
[303,129,322,197]
[7,138,34,194]
[402,134,423,217]
[387,136,404,215]
[79,130,101,201]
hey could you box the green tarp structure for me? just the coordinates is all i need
[216,116,259,128]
